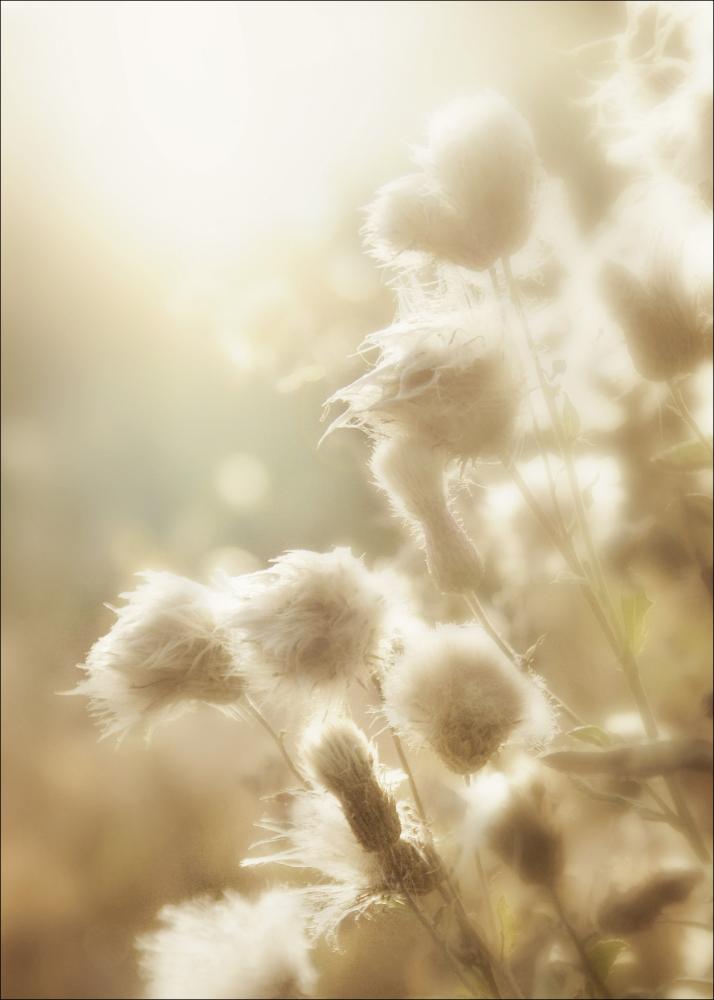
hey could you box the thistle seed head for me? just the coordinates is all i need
[138,888,316,1000]
[72,572,244,740]
[383,624,555,775]
[230,548,389,702]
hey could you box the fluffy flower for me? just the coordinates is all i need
[456,762,563,888]
[245,723,440,939]
[138,888,316,1000]
[600,179,713,380]
[72,572,244,740]
[228,548,390,703]
[418,92,538,269]
[383,624,555,774]
[597,867,700,934]
[589,1,713,197]
[323,308,522,463]
[364,93,538,272]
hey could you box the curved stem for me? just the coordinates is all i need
[244,696,308,788]
[402,890,483,998]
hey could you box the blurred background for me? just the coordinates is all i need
[2,2,711,998]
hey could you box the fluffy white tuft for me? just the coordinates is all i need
[138,888,316,1000]
[72,572,244,740]
[383,624,555,774]
[228,548,390,702]
[323,308,522,463]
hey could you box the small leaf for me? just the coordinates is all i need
[496,895,519,958]
[587,938,628,982]
[568,725,613,748]
[621,591,653,656]
[653,439,713,470]
[561,393,581,441]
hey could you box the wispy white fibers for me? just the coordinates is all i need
[590,1,713,196]
[138,888,316,1000]
[245,719,439,939]
[599,177,713,380]
[383,624,555,775]
[323,307,522,464]
[228,548,391,704]
[365,92,537,272]
[71,572,244,740]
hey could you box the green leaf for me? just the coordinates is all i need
[621,591,653,655]
[568,725,613,748]
[496,895,518,958]
[653,439,713,470]
[561,393,581,441]
[587,938,628,982]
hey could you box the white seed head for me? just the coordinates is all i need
[138,888,316,1000]
[370,435,483,593]
[383,624,555,774]
[417,92,538,269]
[72,572,243,740]
[324,308,522,463]
[229,548,389,701]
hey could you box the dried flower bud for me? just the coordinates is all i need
[371,436,483,593]
[324,309,522,464]
[598,869,700,934]
[71,572,243,740]
[303,718,402,852]
[600,181,713,381]
[230,548,389,701]
[489,784,563,888]
[418,92,538,270]
[138,888,316,1000]
[383,625,555,775]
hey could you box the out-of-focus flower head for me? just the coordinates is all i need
[228,548,392,705]
[323,307,523,464]
[72,572,244,741]
[382,623,555,775]
[245,720,439,940]
[365,91,538,272]
[597,866,700,934]
[138,888,316,1000]
[590,1,713,199]
[456,759,563,889]
[599,178,713,380]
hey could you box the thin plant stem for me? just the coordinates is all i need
[463,589,585,727]
[566,775,682,827]
[500,258,710,863]
[668,381,713,455]
[402,890,483,998]
[244,696,308,788]
[549,887,613,999]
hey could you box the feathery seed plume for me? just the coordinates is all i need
[383,624,555,774]
[138,888,316,1000]
[72,572,244,740]
[229,548,389,702]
